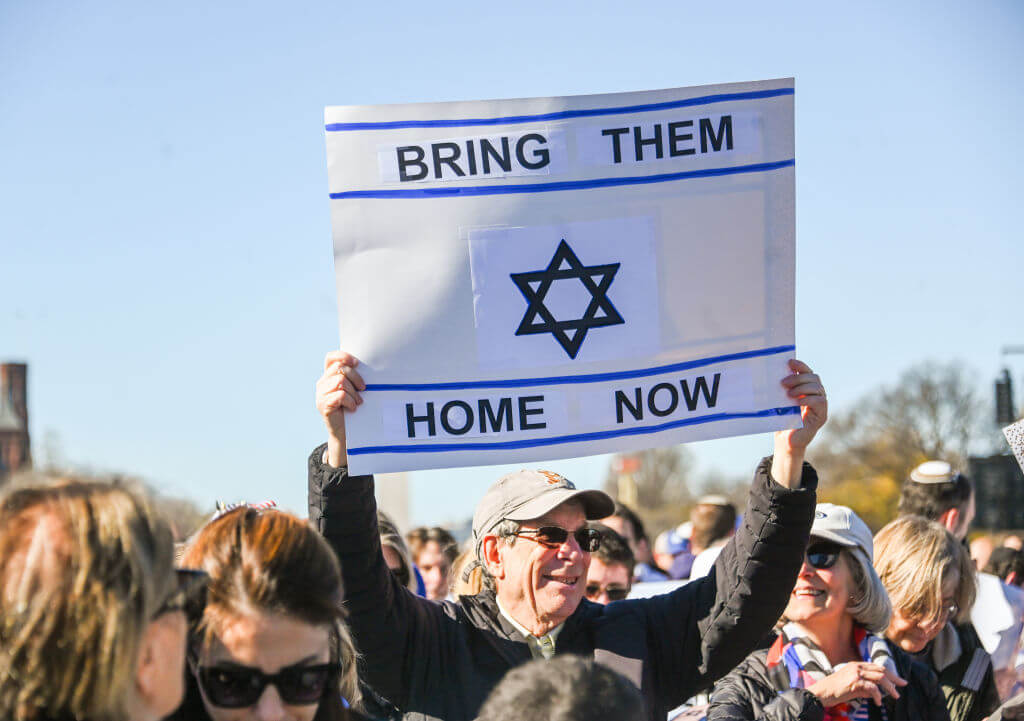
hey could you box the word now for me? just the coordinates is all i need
[615,373,721,423]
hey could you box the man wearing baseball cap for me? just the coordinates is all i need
[309,353,827,721]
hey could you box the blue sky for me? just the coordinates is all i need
[2,0,1022,525]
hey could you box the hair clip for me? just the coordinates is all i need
[210,500,278,522]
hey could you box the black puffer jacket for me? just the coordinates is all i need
[708,636,950,721]
[308,448,817,721]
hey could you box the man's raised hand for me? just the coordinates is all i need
[316,351,365,468]
[771,359,828,488]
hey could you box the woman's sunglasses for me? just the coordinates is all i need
[805,542,844,570]
[196,662,341,708]
[513,526,602,552]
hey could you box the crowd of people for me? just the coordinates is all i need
[1,350,1023,721]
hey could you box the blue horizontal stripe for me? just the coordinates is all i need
[330,159,794,200]
[325,87,794,132]
[366,344,795,392]
[347,405,800,455]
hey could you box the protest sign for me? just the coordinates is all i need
[325,78,799,474]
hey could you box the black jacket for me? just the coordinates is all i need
[308,447,818,721]
[707,636,950,721]
[923,623,1000,721]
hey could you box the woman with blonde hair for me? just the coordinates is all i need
[875,515,999,721]
[171,504,366,721]
[0,480,191,721]
[710,504,948,721]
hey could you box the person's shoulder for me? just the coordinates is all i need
[452,590,505,629]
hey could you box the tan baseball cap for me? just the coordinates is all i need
[472,470,614,555]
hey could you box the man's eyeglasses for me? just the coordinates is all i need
[513,526,602,552]
[585,583,630,602]
[195,662,342,707]
[805,542,844,570]
[154,568,208,619]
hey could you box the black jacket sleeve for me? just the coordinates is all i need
[698,457,817,683]
[638,457,817,708]
[307,444,453,711]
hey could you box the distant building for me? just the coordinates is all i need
[0,363,31,479]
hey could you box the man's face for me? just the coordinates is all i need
[493,501,589,634]
[416,541,451,601]
[585,559,632,604]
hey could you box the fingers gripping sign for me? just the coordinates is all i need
[316,351,366,468]
[770,359,828,488]
[779,358,828,449]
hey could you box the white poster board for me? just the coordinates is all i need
[325,78,799,475]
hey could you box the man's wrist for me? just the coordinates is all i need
[770,445,806,488]
[326,435,347,468]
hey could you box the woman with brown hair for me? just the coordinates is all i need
[0,480,190,721]
[171,504,366,721]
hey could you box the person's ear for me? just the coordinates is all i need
[136,621,159,697]
[481,536,505,580]
[133,616,186,721]
[131,621,165,721]
[938,508,960,535]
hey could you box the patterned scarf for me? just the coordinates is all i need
[766,623,895,721]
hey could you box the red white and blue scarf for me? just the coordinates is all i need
[766,623,895,721]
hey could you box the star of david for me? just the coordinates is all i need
[510,239,625,359]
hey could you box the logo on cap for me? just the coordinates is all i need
[539,470,571,487]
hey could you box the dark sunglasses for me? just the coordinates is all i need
[585,583,630,602]
[805,542,844,570]
[196,662,341,708]
[513,526,602,552]
[154,569,208,619]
